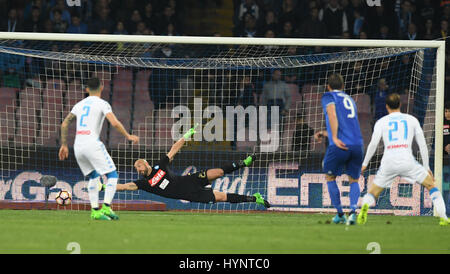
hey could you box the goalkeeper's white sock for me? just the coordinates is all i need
[429,188,448,220]
[88,177,101,209]
[361,193,376,208]
[104,177,118,205]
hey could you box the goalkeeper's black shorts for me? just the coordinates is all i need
[173,170,216,203]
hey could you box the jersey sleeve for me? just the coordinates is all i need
[70,104,78,116]
[159,155,170,169]
[321,93,335,111]
[362,120,383,167]
[133,179,146,190]
[413,118,429,170]
[101,101,113,115]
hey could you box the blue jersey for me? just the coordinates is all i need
[321,90,363,147]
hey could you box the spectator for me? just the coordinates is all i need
[439,19,449,41]
[238,13,259,37]
[50,0,71,25]
[372,78,391,122]
[319,0,349,38]
[444,101,450,157]
[279,21,296,38]
[238,0,260,22]
[1,8,23,32]
[351,8,366,38]
[419,0,436,24]
[359,30,368,39]
[293,115,314,152]
[23,0,48,21]
[23,6,44,32]
[142,2,157,32]
[126,10,142,35]
[377,24,393,40]
[258,10,278,36]
[157,5,180,35]
[396,0,417,38]
[404,22,418,40]
[421,19,437,40]
[113,21,128,35]
[162,23,180,36]
[237,75,257,108]
[66,13,88,34]
[1,44,25,88]
[367,5,395,39]
[51,9,68,33]
[88,7,114,34]
[134,21,148,35]
[299,7,327,38]
[261,69,291,128]
[279,0,299,30]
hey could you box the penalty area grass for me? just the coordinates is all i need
[0,210,448,254]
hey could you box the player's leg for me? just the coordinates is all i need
[346,145,364,225]
[91,142,119,220]
[100,170,119,220]
[420,173,449,226]
[74,147,110,220]
[357,183,384,225]
[323,147,346,223]
[87,170,111,221]
[214,190,270,208]
[216,154,256,178]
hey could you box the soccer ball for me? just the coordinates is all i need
[55,190,72,206]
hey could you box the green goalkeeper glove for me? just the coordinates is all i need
[183,123,199,140]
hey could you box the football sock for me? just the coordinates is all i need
[88,177,101,209]
[327,180,343,215]
[361,193,376,207]
[429,187,448,220]
[221,162,241,174]
[104,177,118,205]
[227,193,256,203]
[349,182,361,213]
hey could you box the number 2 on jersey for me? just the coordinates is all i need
[79,106,90,127]
[388,120,407,141]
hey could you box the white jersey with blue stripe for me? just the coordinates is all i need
[362,111,429,170]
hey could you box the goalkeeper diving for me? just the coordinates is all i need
[102,124,270,208]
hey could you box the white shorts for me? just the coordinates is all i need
[74,140,116,176]
[373,159,428,188]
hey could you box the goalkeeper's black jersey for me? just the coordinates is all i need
[133,155,184,198]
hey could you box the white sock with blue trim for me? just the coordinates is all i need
[104,177,118,205]
[429,187,448,220]
[88,177,100,209]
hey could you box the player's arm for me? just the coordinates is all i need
[326,103,347,150]
[167,124,199,162]
[58,113,76,160]
[361,121,382,173]
[414,120,430,171]
[105,112,139,144]
[115,182,138,191]
[314,130,328,143]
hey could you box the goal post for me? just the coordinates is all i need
[0,32,444,215]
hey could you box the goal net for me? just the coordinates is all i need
[0,33,444,215]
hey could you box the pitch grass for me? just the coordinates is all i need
[0,210,449,254]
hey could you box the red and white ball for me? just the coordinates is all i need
[55,190,72,206]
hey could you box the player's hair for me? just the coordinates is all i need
[385,92,401,109]
[87,77,101,92]
[328,73,344,90]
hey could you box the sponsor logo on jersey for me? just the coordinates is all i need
[387,144,409,150]
[76,130,91,135]
[149,170,166,187]
[159,179,170,190]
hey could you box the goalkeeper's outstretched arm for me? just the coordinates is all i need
[167,124,199,162]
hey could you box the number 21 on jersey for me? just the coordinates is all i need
[388,120,407,141]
